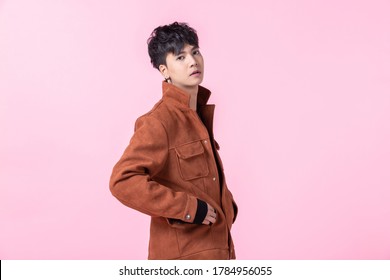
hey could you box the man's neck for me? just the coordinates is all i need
[174,84,199,111]
[189,91,198,111]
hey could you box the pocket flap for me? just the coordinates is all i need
[175,141,205,159]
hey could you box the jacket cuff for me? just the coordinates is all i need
[232,199,238,223]
[193,199,207,224]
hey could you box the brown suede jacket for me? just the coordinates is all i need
[109,81,238,259]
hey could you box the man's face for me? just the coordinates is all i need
[159,44,204,92]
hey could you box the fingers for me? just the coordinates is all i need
[202,203,217,225]
[208,214,216,224]
[202,217,214,225]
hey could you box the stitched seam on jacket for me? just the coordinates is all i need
[174,228,182,256]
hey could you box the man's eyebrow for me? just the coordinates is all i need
[176,46,199,55]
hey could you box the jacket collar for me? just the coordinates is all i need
[162,81,211,108]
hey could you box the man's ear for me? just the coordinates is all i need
[159,64,168,79]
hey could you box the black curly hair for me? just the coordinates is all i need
[147,22,199,69]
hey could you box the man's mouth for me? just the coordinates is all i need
[190,70,201,76]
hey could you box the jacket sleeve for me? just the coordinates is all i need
[109,114,201,223]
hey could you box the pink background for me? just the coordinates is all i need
[1,0,389,259]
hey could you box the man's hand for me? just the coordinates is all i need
[202,203,217,225]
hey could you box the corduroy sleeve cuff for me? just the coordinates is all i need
[193,199,207,224]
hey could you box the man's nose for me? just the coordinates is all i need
[188,55,198,67]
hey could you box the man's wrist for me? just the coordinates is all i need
[193,199,207,224]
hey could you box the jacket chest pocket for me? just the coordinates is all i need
[175,141,209,181]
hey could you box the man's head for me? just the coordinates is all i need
[147,22,204,91]
[148,22,199,69]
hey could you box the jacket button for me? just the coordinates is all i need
[213,177,216,181]
[204,140,208,144]
[185,214,191,220]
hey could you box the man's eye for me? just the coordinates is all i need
[193,50,200,55]
[177,56,185,60]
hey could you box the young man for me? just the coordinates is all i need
[109,22,238,260]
